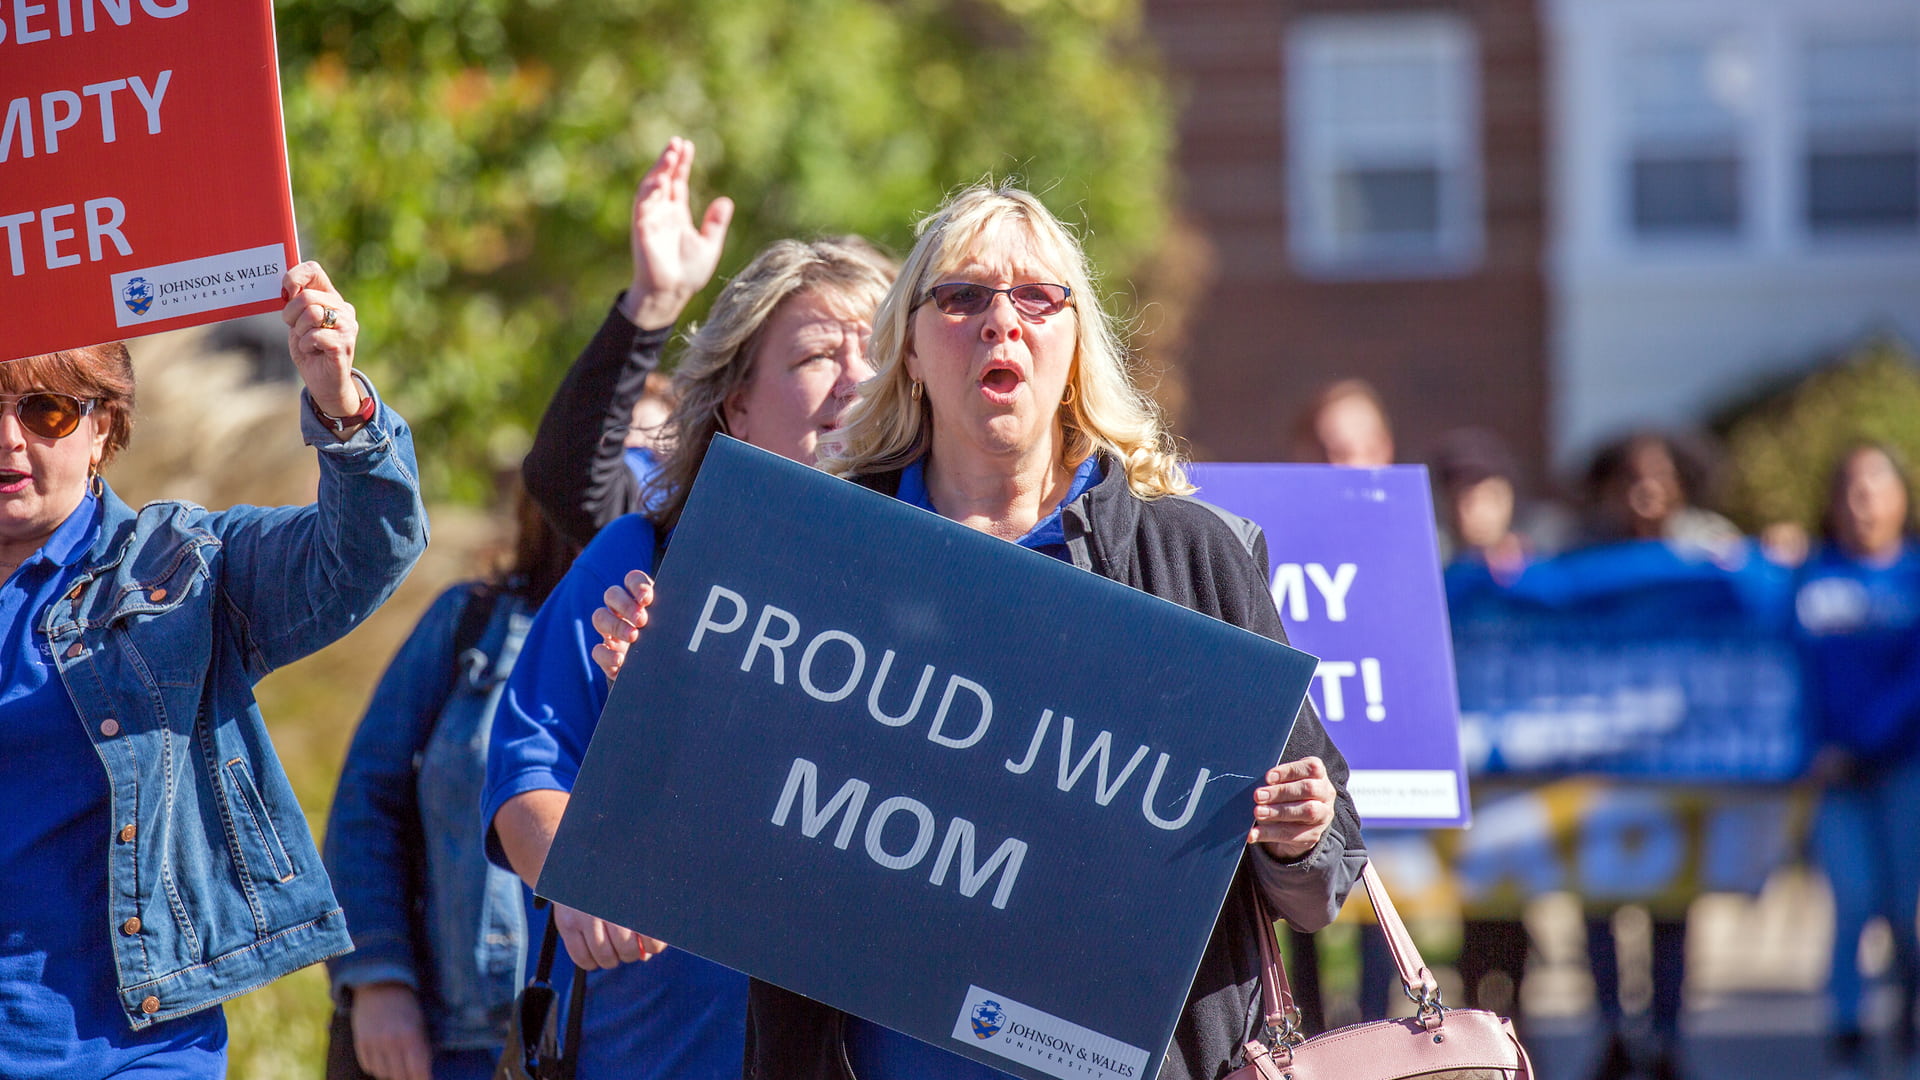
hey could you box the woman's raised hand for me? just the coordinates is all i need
[1249,756,1336,860]
[590,569,655,682]
[281,261,364,419]
[622,136,734,330]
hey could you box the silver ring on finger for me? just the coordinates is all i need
[320,307,339,330]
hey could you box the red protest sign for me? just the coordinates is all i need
[2,0,298,362]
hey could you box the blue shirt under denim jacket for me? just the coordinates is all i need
[325,583,533,1051]
[2,493,227,1077]
[29,381,426,1031]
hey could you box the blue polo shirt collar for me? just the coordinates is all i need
[36,493,102,570]
[896,454,1103,551]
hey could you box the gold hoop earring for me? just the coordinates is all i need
[1060,382,1076,408]
[910,380,923,402]
[88,463,104,498]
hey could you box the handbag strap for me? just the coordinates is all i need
[530,897,559,987]
[529,897,591,1080]
[1359,862,1440,1003]
[1250,880,1296,1040]
[1249,860,1441,1044]
[558,965,587,1080]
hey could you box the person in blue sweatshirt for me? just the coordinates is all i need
[483,134,897,1080]
[1795,442,1920,1077]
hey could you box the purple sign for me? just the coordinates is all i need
[1190,464,1470,828]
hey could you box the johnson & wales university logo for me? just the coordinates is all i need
[972,1000,1007,1040]
[121,277,154,317]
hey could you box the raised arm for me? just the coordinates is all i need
[208,261,428,676]
[523,137,733,544]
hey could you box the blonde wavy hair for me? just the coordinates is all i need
[824,183,1190,498]
[644,236,896,531]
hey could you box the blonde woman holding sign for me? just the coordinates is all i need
[593,185,1367,1080]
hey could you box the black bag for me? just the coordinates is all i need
[494,899,589,1080]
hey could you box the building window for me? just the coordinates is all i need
[1802,34,1920,234]
[1623,35,1752,238]
[1287,14,1482,274]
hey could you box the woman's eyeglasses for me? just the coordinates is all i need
[0,392,98,439]
[921,282,1072,318]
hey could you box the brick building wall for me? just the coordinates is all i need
[1144,0,1551,487]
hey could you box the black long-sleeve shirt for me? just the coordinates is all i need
[521,298,672,546]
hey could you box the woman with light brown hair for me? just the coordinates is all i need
[483,219,897,1078]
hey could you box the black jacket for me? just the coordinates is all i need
[744,457,1369,1080]
[521,298,669,546]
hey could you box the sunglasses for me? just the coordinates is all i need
[0,392,99,440]
[921,282,1073,318]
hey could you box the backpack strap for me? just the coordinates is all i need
[452,583,504,667]
[411,584,506,772]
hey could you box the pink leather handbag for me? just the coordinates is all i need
[1228,863,1533,1080]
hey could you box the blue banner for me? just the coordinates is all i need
[540,438,1319,1080]
[1191,464,1470,827]
[1448,541,1805,781]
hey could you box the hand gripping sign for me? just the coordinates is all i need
[2,0,297,361]
[541,438,1319,1080]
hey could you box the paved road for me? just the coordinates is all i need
[1358,879,1915,1080]
[1524,996,1828,1080]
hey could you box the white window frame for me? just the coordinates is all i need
[1286,13,1484,278]
[1551,0,1920,268]
[1794,27,1920,240]
[1617,28,1757,245]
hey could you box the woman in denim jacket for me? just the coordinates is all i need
[324,491,578,1080]
[0,262,427,1079]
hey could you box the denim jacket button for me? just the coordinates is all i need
[100,718,121,737]
[140,996,160,1014]
[150,588,167,602]
[64,642,83,659]
[122,916,142,935]
[118,824,137,843]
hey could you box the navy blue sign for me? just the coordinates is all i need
[1190,464,1470,828]
[1448,541,1804,781]
[540,438,1318,1080]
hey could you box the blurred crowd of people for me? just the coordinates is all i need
[1291,379,1920,1080]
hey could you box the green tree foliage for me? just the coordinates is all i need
[273,0,1173,501]
[1719,337,1920,531]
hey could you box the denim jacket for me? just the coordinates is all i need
[37,384,426,1029]
[324,583,532,1050]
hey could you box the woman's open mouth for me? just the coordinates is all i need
[0,469,29,494]
[979,364,1023,404]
